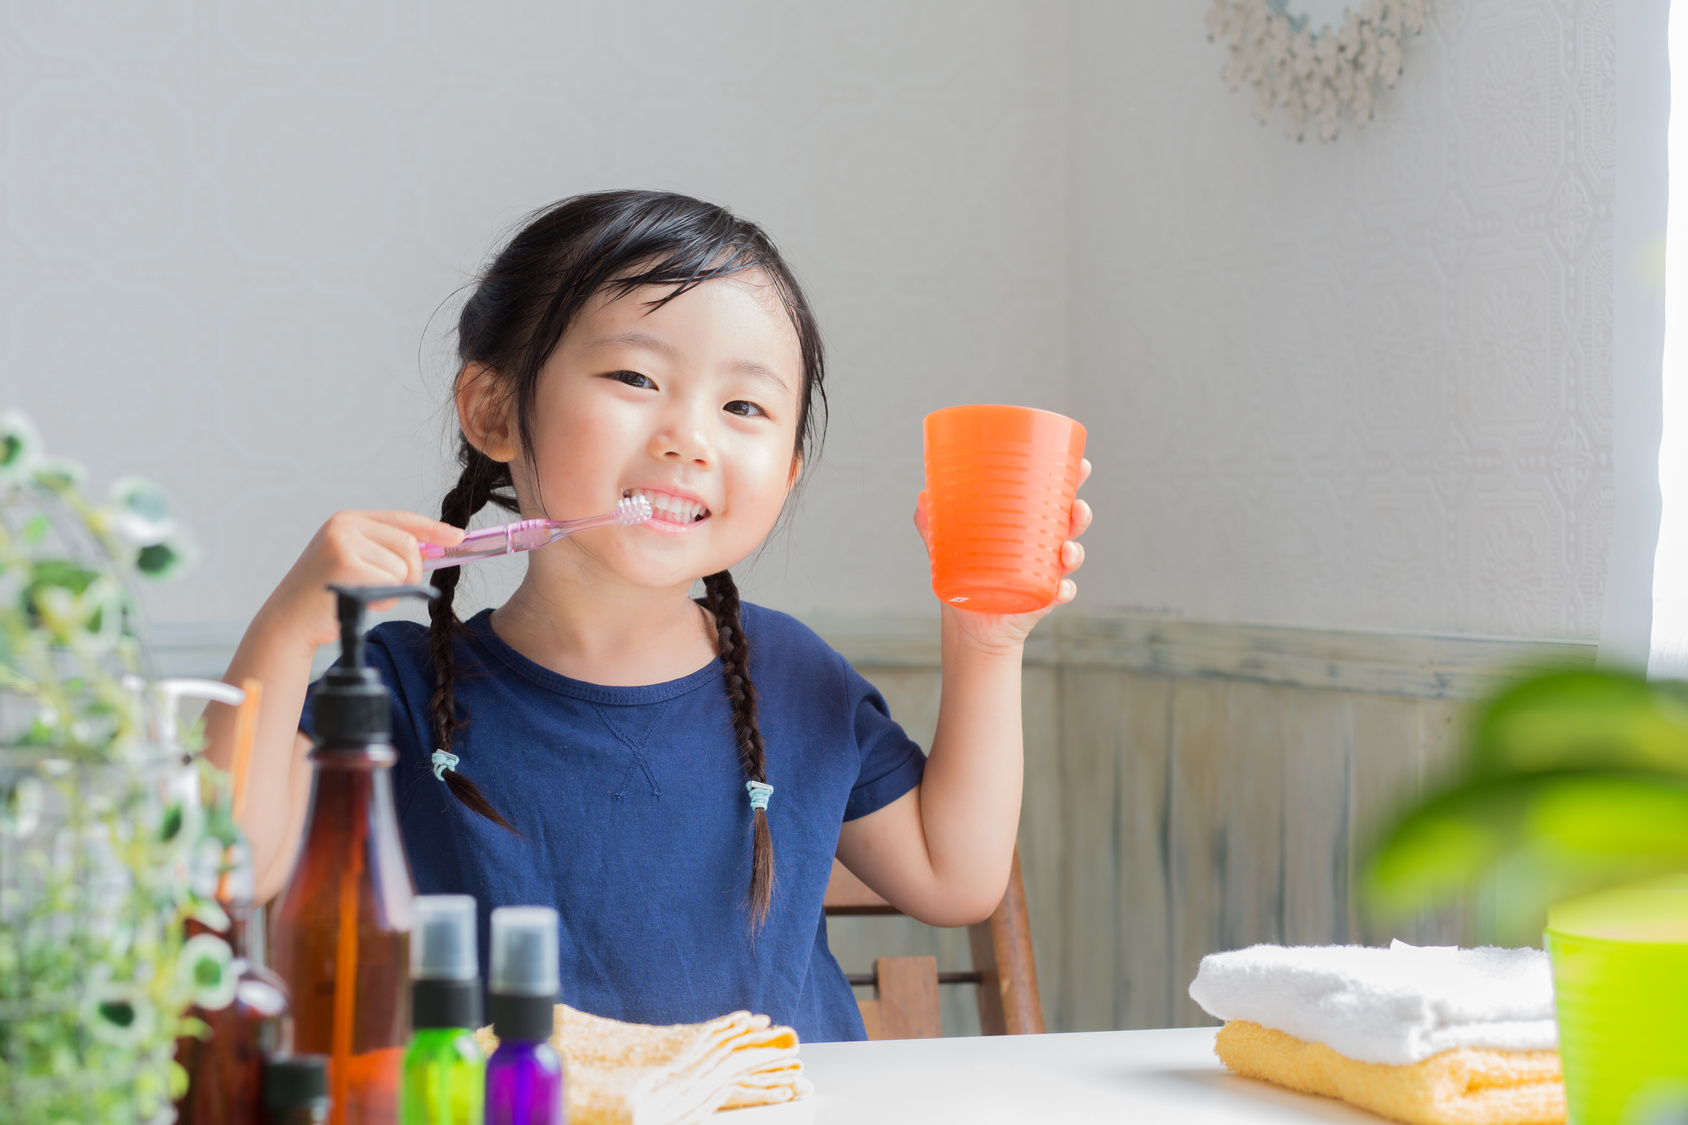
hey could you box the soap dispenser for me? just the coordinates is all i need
[272,584,435,1125]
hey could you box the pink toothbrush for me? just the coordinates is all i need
[419,495,653,571]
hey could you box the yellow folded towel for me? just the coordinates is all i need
[1215,1020,1564,1125]
[476,1005,812,1125]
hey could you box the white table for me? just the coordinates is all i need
[737,1027,1387,1124]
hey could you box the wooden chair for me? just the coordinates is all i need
[824,848,1043,1040]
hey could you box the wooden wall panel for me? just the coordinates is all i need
[1419,697,1464,788]
[1415,697,1476,948]
[862,666,942,752]
[1115,673,1173,1031]
[1168,676,1230,1026]
[1217,681,1287,953]
[1279,688,1351,946]
[822,615,1592,1036]
[1059,668,1122,1032]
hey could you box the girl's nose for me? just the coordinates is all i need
[650,403,713,467]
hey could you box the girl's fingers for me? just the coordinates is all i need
[347,549,414,594]
[1068,498,1093,539]
[352,522,430,586]
[1078,458,1092,488]
[362,520,425,564]
[1055,578,1077,605]
[1061,540,1086,575]
[911,490,932,549]
[378,509,466,547]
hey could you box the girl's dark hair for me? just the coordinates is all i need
[428,190,826,927]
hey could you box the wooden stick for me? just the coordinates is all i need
[229,677,263,823]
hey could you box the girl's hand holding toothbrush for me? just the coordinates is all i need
[207,508,461,901]
[257,510,466,653]
[911,457,1093,655]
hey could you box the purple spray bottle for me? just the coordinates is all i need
[484,907,565,1125]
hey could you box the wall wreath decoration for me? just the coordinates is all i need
[1207,0,1428,142]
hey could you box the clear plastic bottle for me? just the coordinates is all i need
[176,834,292,1125]
[483,907,565,1125]
[401,896,486,1124]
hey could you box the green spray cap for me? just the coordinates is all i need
[312,584,436,744]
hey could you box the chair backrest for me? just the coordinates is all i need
[823,848,1044,1039]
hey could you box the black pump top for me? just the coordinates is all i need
[312,584,437,745]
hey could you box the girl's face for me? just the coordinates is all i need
[480,272,805,591]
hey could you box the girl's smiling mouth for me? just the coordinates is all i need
[622,487,711,530]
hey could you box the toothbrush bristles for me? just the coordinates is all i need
[618,495,653,525]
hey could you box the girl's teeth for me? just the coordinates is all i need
[629,489,705,523]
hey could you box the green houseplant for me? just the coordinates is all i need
[0,412,236,1124]
[1366,668,1688,933]
[1366,667,1688,1125]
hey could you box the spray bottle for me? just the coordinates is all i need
[484,907,565,1125]
[401,895,486,1124]
[273,584,435,1125]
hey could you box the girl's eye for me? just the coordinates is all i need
[724,400,766,418]
[611,370,656,389]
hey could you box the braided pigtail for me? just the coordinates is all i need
[427,443,520,833]
[703,570,775,928]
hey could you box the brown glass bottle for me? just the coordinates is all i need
[273,741,414,1125]
[272,586,430,1125]
[175,843,292,1125]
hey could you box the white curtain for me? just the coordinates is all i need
[1649,0,1688,677]
[1603,0,1670,673]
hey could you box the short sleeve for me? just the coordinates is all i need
[843,664,926,821]
[298,676,317,738]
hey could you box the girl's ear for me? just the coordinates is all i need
[456,363,518,463]
[787,453,803,489]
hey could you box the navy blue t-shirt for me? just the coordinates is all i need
[299,603,924,1043]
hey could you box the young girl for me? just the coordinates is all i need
[209,190,1091,1043]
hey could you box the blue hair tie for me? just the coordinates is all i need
[432,749,460,781]
[745,780,773,812]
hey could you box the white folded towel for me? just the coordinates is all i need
[1188,940,1557,1065]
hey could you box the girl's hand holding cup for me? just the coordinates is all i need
[915,405,1091,653]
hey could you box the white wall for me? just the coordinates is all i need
[0,1,1069,627]
[1069,0,1615,640]
[2,1,1617,645]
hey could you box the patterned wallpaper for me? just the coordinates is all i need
[0,1,1069,626]
[1,1,1614,642]
[1069,0,1615,640]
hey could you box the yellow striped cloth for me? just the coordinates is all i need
[477,1004,811,1125]
[1215,1019,1564,1125]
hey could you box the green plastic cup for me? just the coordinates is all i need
[1546,877,1688,1125]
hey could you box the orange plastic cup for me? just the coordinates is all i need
[923,404,1086,614]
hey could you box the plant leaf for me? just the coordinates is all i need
[1365,771,1688,920]
[136,540,184,580]
[1470,671,1688,778]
